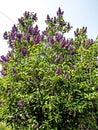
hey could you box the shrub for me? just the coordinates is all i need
[0,8,98,130]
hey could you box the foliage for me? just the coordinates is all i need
[0,122,12,130]
[0,8,98,130]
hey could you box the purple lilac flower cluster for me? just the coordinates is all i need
[74,26,87,37]
[83,38,94,49]
[2,8,95,78]
[44,8,72,38]
[17,100,24,107]
[0,67,7,76]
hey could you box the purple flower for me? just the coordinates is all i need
[10,32,15,40]
[12,24,17,32]
[16,33,23,41]
[12,68,17,74]
[20,48,28,56]
[70,49,76,55]
[42,27,48,35]
[33,25,40,35]
[24,11,29,18]
[55,33,63,42]
[82,26,87,34]
[32,13,37,20]
[42,30,47,35]
[26,33,30,41]
[56,67,61,75]
[0,100,2,105]
[9,41,14,48]
[66,22,71,30]
[27,25,33,33]
[33,35,40,44]
[89,39,94,45]
[57,7,64,16]
[65,39,73,49]
[49,36,54,44]
[65,73,69,79]
[34,124,39,129]
[54,17,56,23]
[61,39,68,47]
[47,14,50,21]
[55,55,62,62]
[0,69,6,76]
[7,51,12,57]
[18,17,24,25]
[0,55,9,62]
[3,31,8,40]
[40,34,44,41]
[74,28,79,37]
[17,100,24,107]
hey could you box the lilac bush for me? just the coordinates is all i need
[0,8,98,130]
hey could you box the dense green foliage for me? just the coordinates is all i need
[0,8,98,130]
[0,122,12,130]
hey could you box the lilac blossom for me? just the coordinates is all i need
[0,69,6,76]
[16,33,23,41]
[7,51,12,57]
[26,33,30,41]
[20,48,28,56]
[34,124,39,129]
[89,39,94,45]
[40,34,44,41]
[49,36,54,44]
[70,49,76,55]
[82,26,87,34]
[42,27,48,35]
[27,25,33,33]
[24,11,29,18]
[74,28,79,37]
[55,33,63,42]
[54,17,56,23]
[55,55,62,62]
[65,73,69,79]
[12,24,17,32]
[0,55,9,62]
[32,13,37,20]
[17,100,24,107]
[12,68,17,74]
[47,14,50,21]
[66,22,71,30]
[57,7,64,16]
[42,30,47,35]
[18,17,24,25]
[61,38,68,47]
[56,67,61,75]
[65,39,73,49]
[3,31,8,40]
[33,25,40,35]
[10,32,15,40]
[33,35,40,44]
[9,41,14,48]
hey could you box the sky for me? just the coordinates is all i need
[0,0,98,57]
